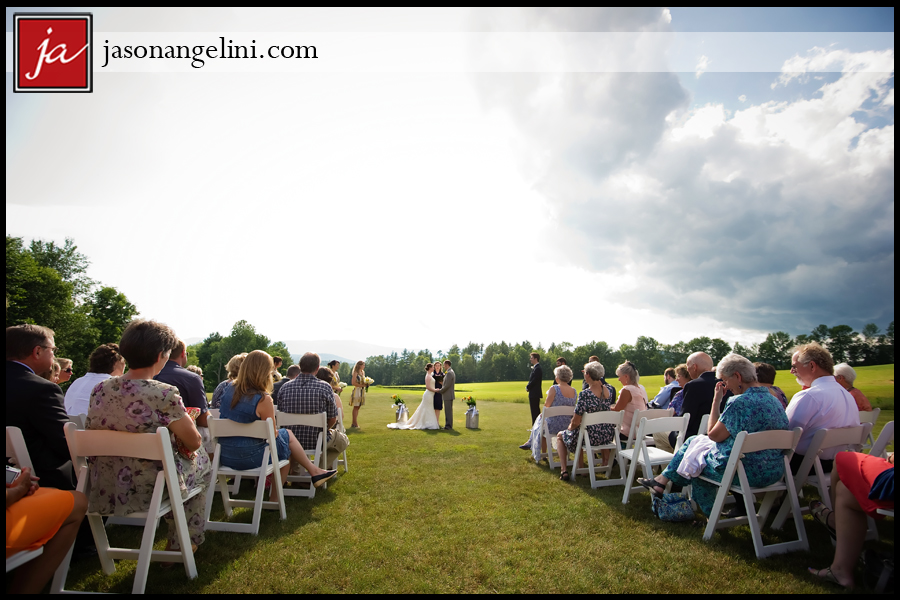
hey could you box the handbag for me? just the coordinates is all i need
[651,492,695,522]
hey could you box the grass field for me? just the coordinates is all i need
[62,368,893,593]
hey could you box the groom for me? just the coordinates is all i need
[440,360,456,430]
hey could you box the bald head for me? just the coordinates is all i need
[686,352,714,376]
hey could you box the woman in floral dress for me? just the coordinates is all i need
[557,361,616,479]
[638,353,789,516]
[86,320,211,553]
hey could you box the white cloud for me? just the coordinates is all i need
[695,54,710,78]
[738,94,747,102]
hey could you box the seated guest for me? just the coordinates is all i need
[612,361,649,447]
[155,338,209,427]
[65,343,126,416]
[638,353,789,517]
[649,368,680,409]
[652,363,693,452]
[212,352,248,408]
[186,364,203,378]
[6,324,75,491]
[315,366,344,414]
[218,350,336,488]
[834,363,872,412]
[5,467,88,594]
[787,342,859,475]
[808,451,894,589]
[40,358,62,383]
[56,358,74,384]
[582,356,600,390]
[315,365,350,461]
[87,319,211,556]
[660,352,717,453]
[754,362,788,409]
[523,365,577,463]
[273,364,301,404]
[557,361,616,480]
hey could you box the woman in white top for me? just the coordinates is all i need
[612,360,648,446]
[64,343,125,416]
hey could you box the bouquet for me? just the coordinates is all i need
[338,382,348,390]
[463,395,476,408]
[364,376,375,391]
[390,394,405,408]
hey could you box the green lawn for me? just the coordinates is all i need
[62,381,894,593]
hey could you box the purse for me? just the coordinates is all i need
[651,492,695,522]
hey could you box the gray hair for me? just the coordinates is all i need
[616,361,640,384]
[715,353,758,383]
[554,364,574,384]
[584,362,605,382]
[834,363,857,385]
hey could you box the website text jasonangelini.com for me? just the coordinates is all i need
[101,37,316,68]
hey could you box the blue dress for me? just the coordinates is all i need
[661,386,789,515]
[217,384,291,471]
[530,385,577,463]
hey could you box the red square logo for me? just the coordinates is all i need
[14,13,93,93]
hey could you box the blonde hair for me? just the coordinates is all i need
[616,361,640,384]
[230,350,274,409]
[226,352,249,380]
[352,361,365,380]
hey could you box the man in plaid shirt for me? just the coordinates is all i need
[277,352,337,450]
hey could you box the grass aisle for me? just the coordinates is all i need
[63,392,893,593]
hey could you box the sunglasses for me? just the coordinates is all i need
[64,367,73,373]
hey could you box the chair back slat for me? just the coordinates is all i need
[581,410,624,427]
[542,406,575,418]
[870,421,894,458]
[6,427,35,472]
[858,408,881,425]
[208,417,273,440]
[274,411,327,428]
[810,424,871,456]
[67,414,86,429]
[736,428,799,455]
[634,415,686,437]
[65,425,166,461]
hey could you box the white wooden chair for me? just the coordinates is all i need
[335,408,349,473]
[570,410,625,488]
[66,414,86,429]
[5,427,46,574]
[623,408,674,451]
[771,424,873,538]
[702,428,809,559]
[208,408,220,419]
[621,414,690,504]
[53,422,200,594]
[858,408,881,451]
[204,417,288,535]
[541,405,576,471]
[697,414,709,438]
[869,421,894,459]
[274,411,328,496]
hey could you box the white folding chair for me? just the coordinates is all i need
[702,428,809,559]
[869,421,894,459]
[207,408,220,419]
[771,424,873,538]
[621,414,690,504]
[623,408,674,451]
[66,414,86,429]
[53,422,200,594]
[204,417,287,535]
[335,409,349,473]
[274,411,328,496]
[859,408,881,451]
[541,405,576,471]
[697,414,710,438]
[570,411,625,488]
[5,427,46,574]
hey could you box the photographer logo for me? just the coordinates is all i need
[14,13,93,93]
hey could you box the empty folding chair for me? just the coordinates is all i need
[702,428,809,559]
[621,414,690,503]
[570,410,625,488]
[542,405,576,471]
[52,423,199,594]
[274,411,328,496]
[204,417,288,535]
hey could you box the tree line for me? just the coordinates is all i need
[361,325,894,386]
[6,236,139,382]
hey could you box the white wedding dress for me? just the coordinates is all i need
[387,373,441,430]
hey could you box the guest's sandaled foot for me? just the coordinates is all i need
[559,471,570,481]
[808,567,853,590]
[312,469,337,488]
[637,477,666,498]
[809,501,836,539]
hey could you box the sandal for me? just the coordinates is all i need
[808,567,852,590]
[559,471,570,481]
[637,477,665,498]
[809,501,836,539]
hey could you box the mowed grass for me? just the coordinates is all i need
[63,375,893,593]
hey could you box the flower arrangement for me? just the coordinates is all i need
[338,382,348,390]
[391,394,405,408]
[364,376,375,391]
[463,395,476,407]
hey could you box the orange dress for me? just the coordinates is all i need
[6,487,74,557]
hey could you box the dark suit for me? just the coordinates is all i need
[526,362,544,423]
[272,377,291,405]
[154,361,209,414]
[5,361,76,490]
[668,371,718,448]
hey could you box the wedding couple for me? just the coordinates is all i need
[388,361,456,430]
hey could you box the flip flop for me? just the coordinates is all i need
[808,567,852,590]
[809,501,836,539]
[559,471,570,481]
[637,477,665,498]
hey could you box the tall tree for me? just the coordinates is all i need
[87,287,139,345]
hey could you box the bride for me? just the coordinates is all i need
[387,363,441,430]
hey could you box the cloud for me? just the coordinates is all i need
[696,54,710,78]
[474,26,894,335]
[738,94,747,102]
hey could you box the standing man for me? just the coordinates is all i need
[440,360,456,430]
[154,339,209,427]
[526,352,543,424]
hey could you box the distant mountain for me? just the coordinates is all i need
[282,340,414,363]
[290,352,354,366]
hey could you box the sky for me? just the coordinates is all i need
[5,7,895,357]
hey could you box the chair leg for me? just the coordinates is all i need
[621,456,639,504]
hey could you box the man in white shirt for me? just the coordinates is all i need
[649,368,679,409]
[64,343,126,416]
[786,341,859,473]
